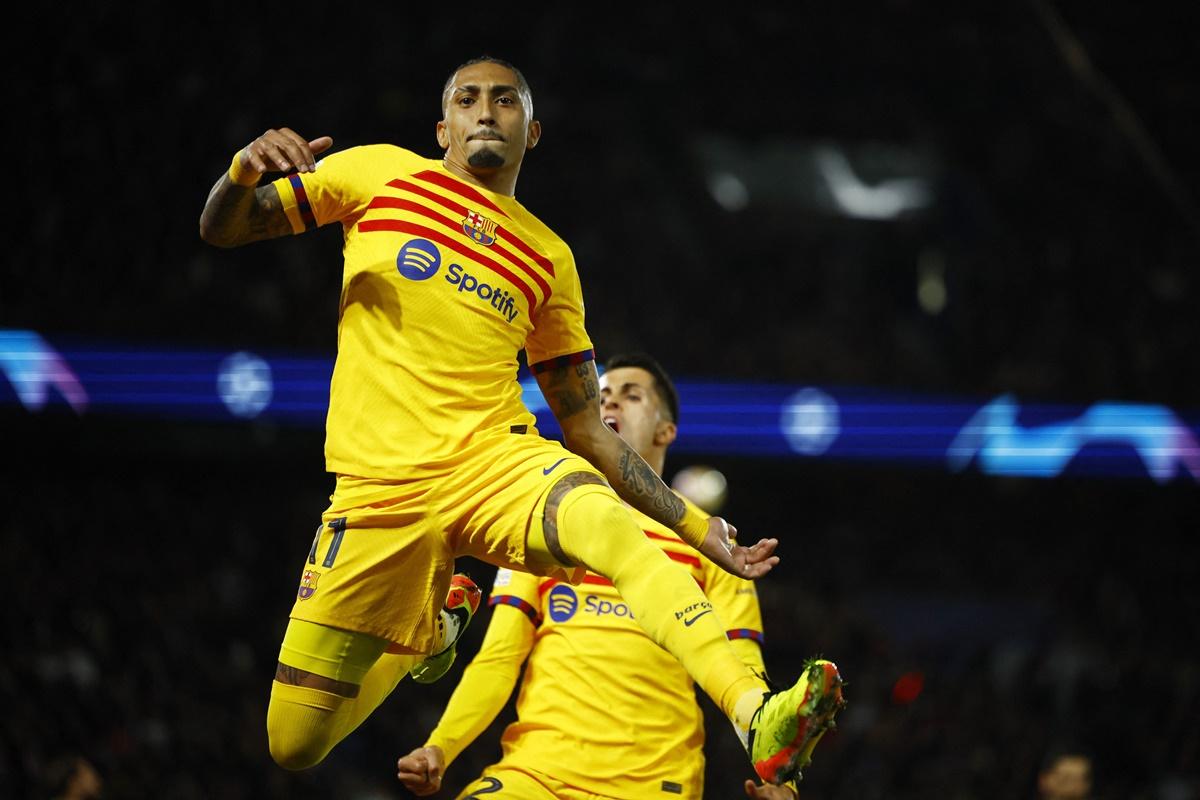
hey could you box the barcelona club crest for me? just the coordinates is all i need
[462,210,498,246]
[297,568,321,600]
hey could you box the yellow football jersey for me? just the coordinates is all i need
[479,504,765,798]
[271,145,592,478]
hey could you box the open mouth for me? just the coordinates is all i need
[603,416,620,433]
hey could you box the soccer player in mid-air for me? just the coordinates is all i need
[198,55,844,787]
[397,352,802,798]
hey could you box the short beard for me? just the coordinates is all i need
[467,149,505,169]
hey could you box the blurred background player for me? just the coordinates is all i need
[42,755,103,800]
[1036,742,1093,800]
[397,353,804,799]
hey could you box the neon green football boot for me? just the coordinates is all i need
[748,658,846,784]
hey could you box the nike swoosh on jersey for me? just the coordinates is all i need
[684,609,713,626]
[542,458,569,475]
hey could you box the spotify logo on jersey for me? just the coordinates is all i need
[396,239,441,281]
[547,585,578,622]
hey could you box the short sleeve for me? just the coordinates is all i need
[524,247,593,371]
[270,144,408,234]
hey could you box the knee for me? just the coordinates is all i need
[268,727,331,771]
[266,698,333,771]
[558,492,646,565]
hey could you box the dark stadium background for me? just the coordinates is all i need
[4,2,1199,798]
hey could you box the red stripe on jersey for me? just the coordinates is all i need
[368,195,553,295]
[644,531,703,568]
[500,225,555,277]
[358,219,540,312]
[665,550,701,569]
[412,170,507,217]
[386,179,555,278]
[387,178,464,216]
[536,574,613,597]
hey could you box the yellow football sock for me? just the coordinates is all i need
[553,486,767,724]
[267,620,417,769]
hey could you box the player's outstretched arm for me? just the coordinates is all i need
[398,601,534,793]
[538,359,779,579]
[198,128,332,248]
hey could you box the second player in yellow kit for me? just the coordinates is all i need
[399,355,799,799]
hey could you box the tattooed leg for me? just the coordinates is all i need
[542,471,610,565]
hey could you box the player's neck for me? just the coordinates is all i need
[442,157,521,197]
[642,449,666,477]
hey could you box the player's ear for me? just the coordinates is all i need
[436,120,449,150]
[654,420,677,447]
[526,119,541,150]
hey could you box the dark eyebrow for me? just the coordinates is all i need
[599,380,648,396]
[454,83,519,97]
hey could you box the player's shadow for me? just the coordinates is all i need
[342,268,403,330]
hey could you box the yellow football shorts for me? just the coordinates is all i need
[287,432,603,655]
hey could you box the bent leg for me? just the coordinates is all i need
[267,619,417,770]
[537,477,766,731]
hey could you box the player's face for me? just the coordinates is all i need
[599,367,675,458]
[437,62,539,173]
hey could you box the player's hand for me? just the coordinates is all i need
[236,128,333,181]
[744,778,798,798]
[699,517,778,580]
[397,745,446,796]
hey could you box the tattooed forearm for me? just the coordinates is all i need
[199,177,291,247]
[539,359,684,528]
[616,446,686,526]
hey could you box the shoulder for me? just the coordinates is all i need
[508,199,572,252]
[316,143,433,173]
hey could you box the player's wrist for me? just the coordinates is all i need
[228,150,260,187]
[673,504,709,549]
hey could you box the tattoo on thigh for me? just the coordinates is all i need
[275,661,361,698]
[542,471,609,565]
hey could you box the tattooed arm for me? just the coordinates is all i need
[536,359,779,578]
[199,128,332,248]
[538,359,686,526]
